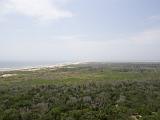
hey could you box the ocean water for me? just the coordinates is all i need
[0,61,66,71]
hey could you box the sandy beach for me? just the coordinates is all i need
[0,61,88,72]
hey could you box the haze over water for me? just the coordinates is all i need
[0,61,68,70]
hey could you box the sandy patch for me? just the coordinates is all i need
[1,74,17,78]
[20,68,42,72]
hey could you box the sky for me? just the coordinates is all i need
[0,0,160,62]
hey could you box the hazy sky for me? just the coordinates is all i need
[0,0,160,62]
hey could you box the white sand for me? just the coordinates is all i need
[1,74,17,78]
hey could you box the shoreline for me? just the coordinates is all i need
[1,61,159,72]
[0,61,88,72]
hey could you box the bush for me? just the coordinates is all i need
[2,109,22,120]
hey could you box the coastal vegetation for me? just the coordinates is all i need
[0,62,160,120]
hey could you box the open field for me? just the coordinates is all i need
[0,62,160,120]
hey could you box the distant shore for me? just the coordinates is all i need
[0,61,87,72]
[1,61,159,72]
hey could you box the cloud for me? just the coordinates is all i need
[1,28,160,62]
[130,29,160,45]
[149,15,160,21]
[52,35,86,41]
[0,0,73,21]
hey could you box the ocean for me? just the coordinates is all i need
[0,61,66,71]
